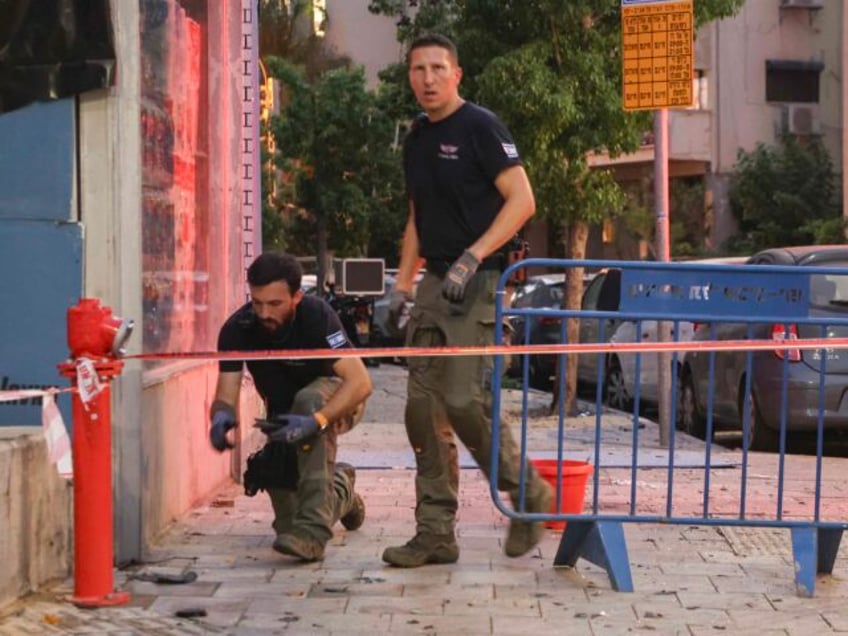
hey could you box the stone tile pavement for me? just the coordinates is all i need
[3,365,848,635]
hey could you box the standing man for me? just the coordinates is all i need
[209,252,372,562]
[382,34,553,568]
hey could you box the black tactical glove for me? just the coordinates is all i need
[256,414,325,445]
[209,401,237,452]
[442,250,480,302]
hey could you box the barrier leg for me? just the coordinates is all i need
[816,528,843,574]
[791,526,844,598]
[791,527,817,598]
[554,520,634,592]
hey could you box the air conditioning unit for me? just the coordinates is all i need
[781,103,821,136]
[780,0,824,9]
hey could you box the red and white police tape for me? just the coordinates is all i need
[0,388,72,478]
[124,335,848,362]
[4,337,847,481]
[0,358,107,479]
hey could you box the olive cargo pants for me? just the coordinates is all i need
[266,377,364,544]
[405,270,548,536]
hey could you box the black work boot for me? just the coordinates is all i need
[505,480,553,557]
[336,461,366,531]
[341,493,366,531]
[382,533,459,568]
[273,529,326,562]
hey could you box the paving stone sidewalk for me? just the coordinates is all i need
[3,365,848,635]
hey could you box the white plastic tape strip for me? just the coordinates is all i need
[41,393,73,479]
[0,389,50,403]
[75,357,103,405]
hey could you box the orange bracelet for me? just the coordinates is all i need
[313,411,329,429]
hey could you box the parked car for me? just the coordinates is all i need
[604,257,748,412]
[507,270,618,389]
[679,246,848,450]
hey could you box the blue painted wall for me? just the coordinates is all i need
[0,99,81,426]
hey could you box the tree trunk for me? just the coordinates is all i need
[316,212,329,294]
[551,220,589,416]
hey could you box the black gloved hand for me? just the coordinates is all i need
[387,289,412,336]
[209,402,237,452]
[442,250,480,302]
[264,413,324,445]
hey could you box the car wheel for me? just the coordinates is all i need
[679,371,706,439]
[604,356,633,411]
[742,386,778,452]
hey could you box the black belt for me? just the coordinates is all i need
[426,256,502,278]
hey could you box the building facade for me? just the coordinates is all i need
[0,0,264,567]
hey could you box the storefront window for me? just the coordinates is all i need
[139,0,243,363]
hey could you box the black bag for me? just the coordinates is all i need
[243,442,299,496]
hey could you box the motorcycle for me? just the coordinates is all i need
[324,283,380,367]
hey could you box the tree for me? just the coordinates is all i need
[727,135,845,254]
[370,0,745,413]
[260,0,355,257]
[266,58,402,289]
[260,0,349,79]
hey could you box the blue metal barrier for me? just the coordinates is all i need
[490,258,848,597]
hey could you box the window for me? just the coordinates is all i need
[765,60,823,103]
[140,0,244,365]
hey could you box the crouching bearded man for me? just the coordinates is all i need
[209,252,373,562]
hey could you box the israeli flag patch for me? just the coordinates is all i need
[327,330,347,349]
[501,143,519,159]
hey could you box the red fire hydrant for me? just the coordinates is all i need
[58,298,134,607]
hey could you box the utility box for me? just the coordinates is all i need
[333,258,385,296]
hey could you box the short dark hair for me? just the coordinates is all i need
[406,33,459,66]
[247,252,302,293]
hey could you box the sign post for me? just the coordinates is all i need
[622,0,694,446]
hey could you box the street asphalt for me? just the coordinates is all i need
[3,363,848,635]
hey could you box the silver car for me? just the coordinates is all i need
[679,246,848,451]
[604,257,747,412]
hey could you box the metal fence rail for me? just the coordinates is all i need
[490,258,848,597]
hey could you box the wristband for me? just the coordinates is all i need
[313,411,329,429]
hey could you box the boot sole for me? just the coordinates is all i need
[273,537,324,562]
[341,494,366,531]
[381,547,459,568]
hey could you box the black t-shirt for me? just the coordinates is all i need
[217,295,350,415]
[403,102,523,262]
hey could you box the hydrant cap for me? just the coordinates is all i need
[67,298,134,358]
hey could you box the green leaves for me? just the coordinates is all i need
[265,56,405,261]
[729,135,844,251]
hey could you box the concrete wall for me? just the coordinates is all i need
[139,364,264,550]
[0,428,72,609]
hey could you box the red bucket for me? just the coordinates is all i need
[530,459,593,530]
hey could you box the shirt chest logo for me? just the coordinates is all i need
[438,143,460,160]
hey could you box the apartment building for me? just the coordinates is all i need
[651,0,842,251]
